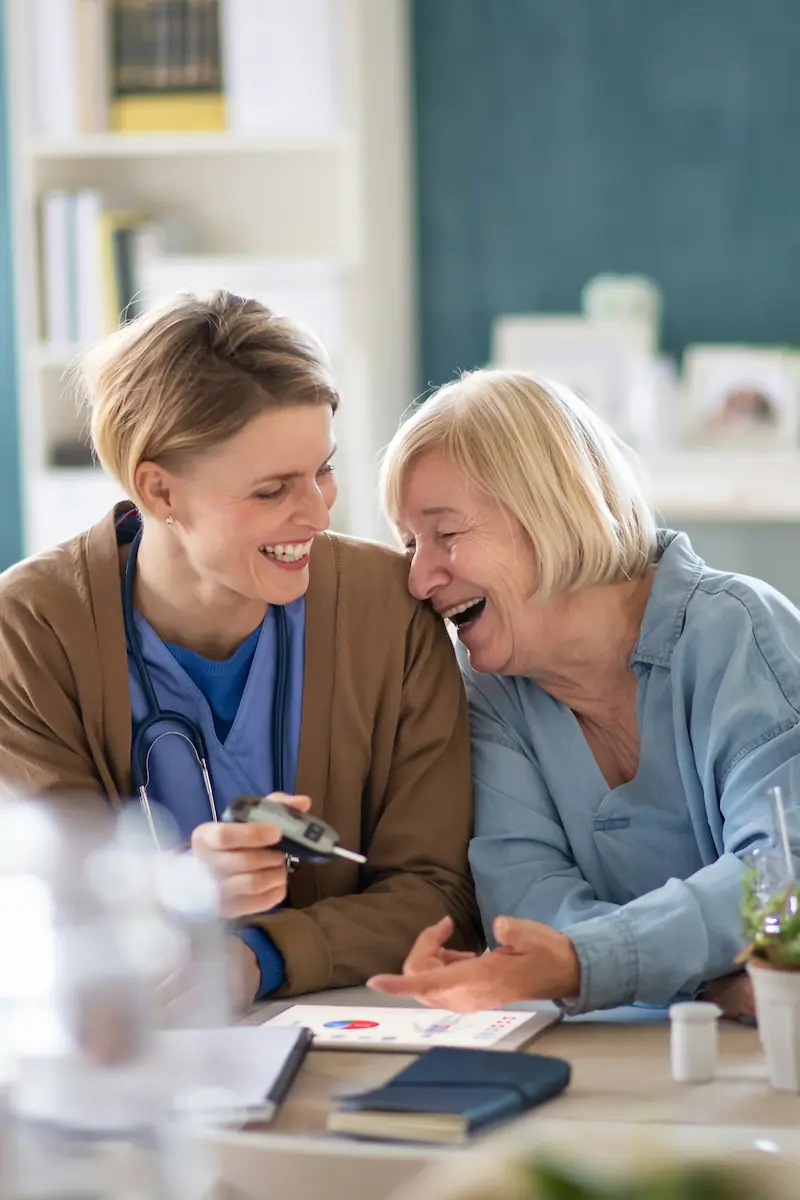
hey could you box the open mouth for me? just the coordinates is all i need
[259,538,314,564]
[442,597,487,629]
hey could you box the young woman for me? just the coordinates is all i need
[0,292,480,1007]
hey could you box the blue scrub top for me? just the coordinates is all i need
[126,597,306,843]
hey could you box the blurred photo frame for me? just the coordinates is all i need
[490,314,669,450]
[682,346,800,450]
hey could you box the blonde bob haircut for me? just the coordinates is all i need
[380,369,658,601]
[79,289,338,507]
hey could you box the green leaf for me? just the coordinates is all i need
[522,1161,753,1200]
[524,1162,621,1200]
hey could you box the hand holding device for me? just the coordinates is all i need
[222,794,367,866]
[190,793,312,919]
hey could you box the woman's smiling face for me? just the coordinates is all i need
[397,452,538,675]
[146,404,338,608]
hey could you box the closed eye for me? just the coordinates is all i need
[255,485,286,501]
[255,460,335,502]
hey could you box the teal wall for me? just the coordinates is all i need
[410,0,800,604]
[0,0,22,568]
[412,0,800,388]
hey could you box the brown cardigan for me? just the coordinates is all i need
[0,507,481,994]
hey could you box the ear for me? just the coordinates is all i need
[134,460,175,520]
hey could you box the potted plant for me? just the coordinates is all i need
[397,1143,794,1200]
[738,851,800,1091]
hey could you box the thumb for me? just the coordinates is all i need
[493,915,533,952]
[267,792,313,813]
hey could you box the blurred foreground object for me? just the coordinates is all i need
[391,1123,800,1200]
[0,795,231,1198]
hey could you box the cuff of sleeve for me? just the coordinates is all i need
[561,912,639,1014]
[234,927,286,1000]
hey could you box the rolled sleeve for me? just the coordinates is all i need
[234,927,286,999]
[563,911,639,1013]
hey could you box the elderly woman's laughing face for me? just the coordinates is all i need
[396,452,538,675]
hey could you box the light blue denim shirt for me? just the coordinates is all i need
[460,530,800,1013]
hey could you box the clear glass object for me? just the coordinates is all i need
[0,795,230,1199]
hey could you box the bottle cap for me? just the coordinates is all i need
[669,1001,722,1023]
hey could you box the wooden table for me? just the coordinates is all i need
[212,989,800,1200]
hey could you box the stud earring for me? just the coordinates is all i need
[165,515,174,526]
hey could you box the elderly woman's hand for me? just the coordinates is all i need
[190,792,311,919]
[368,914,581,1012]
[702,972,756,1022]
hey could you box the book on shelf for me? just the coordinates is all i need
[38,188,190,345]
[110,0,226,132]
[220,0,339,137]
[76,0,111,134]
[40,191,75,344]
[34,0,109,137]
[30,0,339,139]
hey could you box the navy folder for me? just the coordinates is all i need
[327,1046,571,1143]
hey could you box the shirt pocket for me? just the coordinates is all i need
[592,816,631,833]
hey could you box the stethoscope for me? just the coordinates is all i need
[123,526,289,849]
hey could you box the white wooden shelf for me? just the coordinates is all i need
[28,468,124,555]
[26,133,348,160]
[643,452,800,522]
[6,0,415,554]
[33,343,87,369]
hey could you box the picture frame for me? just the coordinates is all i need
[682,345,800,451]
[490,314,670,450]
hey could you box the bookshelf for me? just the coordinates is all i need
[29,133,348,159]
[4,0,415,555]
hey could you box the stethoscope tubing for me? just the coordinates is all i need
[122,525,288,847]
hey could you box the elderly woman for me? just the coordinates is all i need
[371,369,800,1018]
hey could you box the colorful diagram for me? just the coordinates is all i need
[323,1019,381,1031]
[267,1005,546,1051]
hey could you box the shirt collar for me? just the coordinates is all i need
[114,500,141,545]
[630,529,705,668]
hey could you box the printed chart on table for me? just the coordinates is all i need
[262,1005,558,1051]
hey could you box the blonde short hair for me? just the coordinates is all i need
[380,369,657,600]
[79,290,338,505]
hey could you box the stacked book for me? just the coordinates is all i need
[111,0,225,132]
[33,0,339,137]
[39,189,344,360]
[39,190,189,344]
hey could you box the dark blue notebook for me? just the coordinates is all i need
[327,1046,571,1144]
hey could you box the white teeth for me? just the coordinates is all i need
[260,538,314,563]
[442,597,485,621]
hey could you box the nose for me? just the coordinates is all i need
[298,478,332,533]
[408,542,451,601]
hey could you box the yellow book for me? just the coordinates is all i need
[97,208,147,331]
[109,92,226,133]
